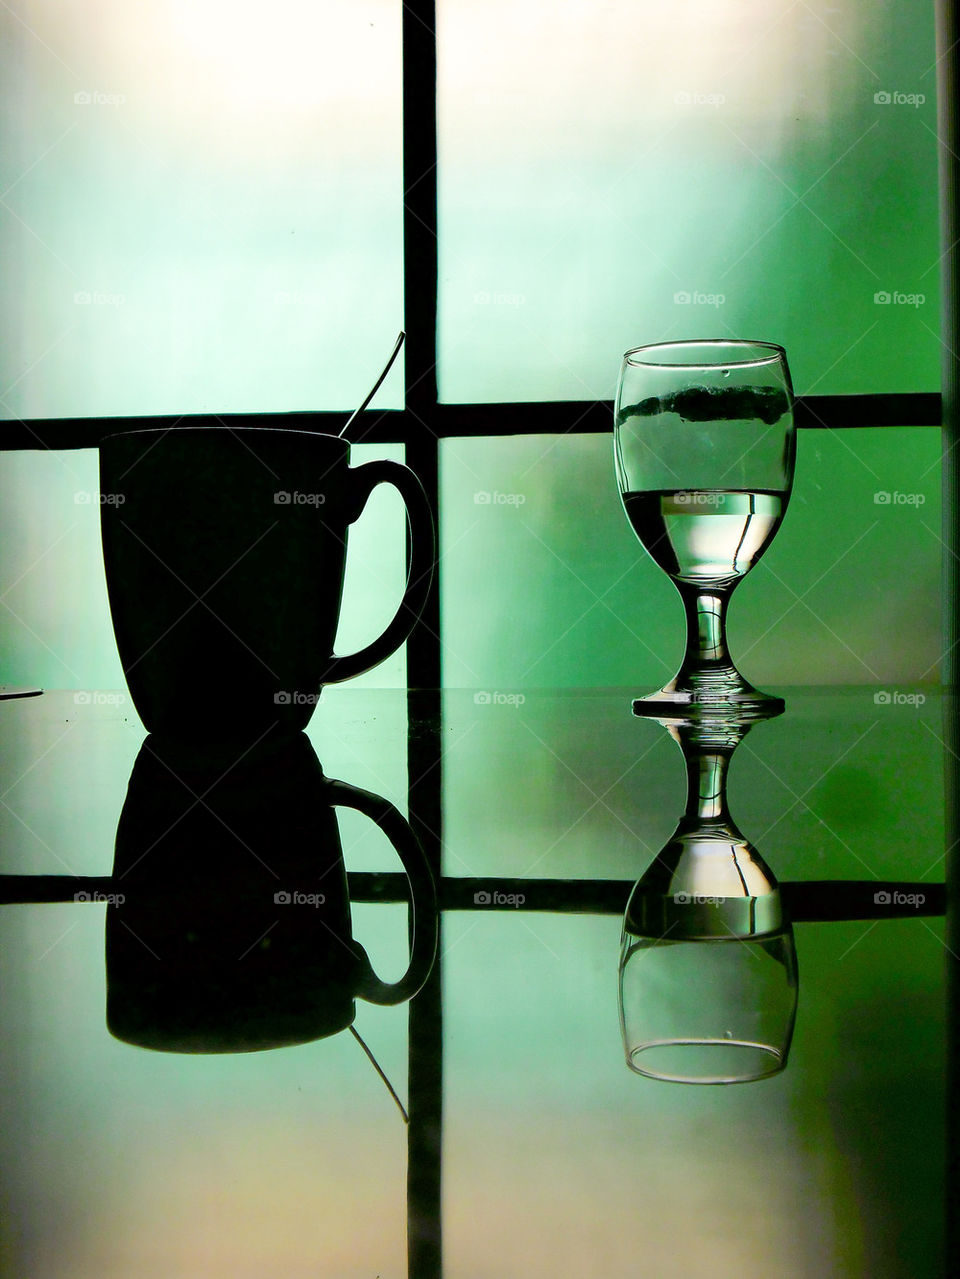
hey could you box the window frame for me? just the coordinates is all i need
[1,6,957,1274]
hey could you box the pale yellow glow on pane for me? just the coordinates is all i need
[106,0,397,120]
[1,907,410,1279]
[445,0,863,146]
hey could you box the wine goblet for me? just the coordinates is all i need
[615,339,795,715]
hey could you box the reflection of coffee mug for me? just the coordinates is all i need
[106,732,438,1052]
[99,428,434,742]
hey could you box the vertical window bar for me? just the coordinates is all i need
[402,4,443,1279]
[403,0,441,694]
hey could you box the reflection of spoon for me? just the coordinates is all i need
[339,331,405,440]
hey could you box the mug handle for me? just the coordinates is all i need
[325,777,438,1005]
[321,460,435,684]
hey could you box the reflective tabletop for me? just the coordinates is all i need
[0,686,950,1278]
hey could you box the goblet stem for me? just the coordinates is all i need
[632,578,783,714]
[688,748,730,824]
[678,582,732,667]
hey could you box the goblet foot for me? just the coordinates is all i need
[631,667,783,718]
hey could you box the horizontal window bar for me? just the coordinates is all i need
[0,873,946,922]
[0,394,943,450]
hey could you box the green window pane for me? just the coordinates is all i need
[0,1,403,419]
[438,0,939,400]
[440,429,941,688]
[441,911,943,1277]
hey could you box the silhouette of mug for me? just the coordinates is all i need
[99,428,434,742]
[106,732,438,1052]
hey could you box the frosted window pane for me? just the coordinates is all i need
[442,911,943,1277]
[440,429,941,688]
[0,1,403,419]
[438,0,939,400]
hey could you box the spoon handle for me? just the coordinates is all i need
[339,330,405,439]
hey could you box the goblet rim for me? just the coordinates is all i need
[622,338,787,371]
[625,1037,786,1084]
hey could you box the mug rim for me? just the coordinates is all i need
[100,425,351,451]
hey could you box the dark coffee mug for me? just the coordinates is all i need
[106,732,438,1053]
[99,428,434,742]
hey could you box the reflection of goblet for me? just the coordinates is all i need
[615,340,795,715]
[619,707,798,1083]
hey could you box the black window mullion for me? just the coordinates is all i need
[0,394,943,452]
[401,6,443,1279]
[402,0,441,696]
